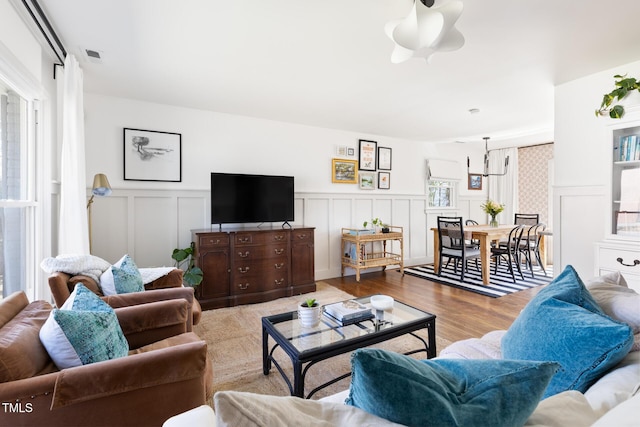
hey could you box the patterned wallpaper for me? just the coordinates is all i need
[518,144,554,226]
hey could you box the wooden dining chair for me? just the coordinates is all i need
[436,216,481,282]
[520,222,547,277]
[491,224,525,283]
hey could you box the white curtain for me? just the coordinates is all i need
[487,147,518,224]
[58,54,90,254]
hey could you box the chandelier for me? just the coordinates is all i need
[385,0,464,64]
[467,137,510,177]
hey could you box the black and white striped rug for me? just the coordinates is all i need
[403,262,553,298]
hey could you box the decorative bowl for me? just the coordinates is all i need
[370,295,394,311]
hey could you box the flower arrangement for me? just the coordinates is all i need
[481,200,505,217]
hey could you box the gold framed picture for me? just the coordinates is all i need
[332,158,358,184]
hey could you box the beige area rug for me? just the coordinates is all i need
[195,282,451,400]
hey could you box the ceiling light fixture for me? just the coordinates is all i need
[385,0,464,64]
[467,137,510,177]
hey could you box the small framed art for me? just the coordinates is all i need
[359,172,376,190]
[124,128,182,182]
[332,158,358,184]
[378,172,390,189]
[377,146,392,170]
[468,173,482,190]
[358,139,377,171]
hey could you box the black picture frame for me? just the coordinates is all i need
[377,146,392,170]
[378,171,390,189]
[358,139,377,171]
[123,128,182,182]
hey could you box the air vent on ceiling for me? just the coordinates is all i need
[81,47,104,63]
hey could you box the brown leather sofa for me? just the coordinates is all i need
[0,290,213,427]
[48,269,202,328]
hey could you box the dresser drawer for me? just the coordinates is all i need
[198,233,229,249]
[598,247,640,275]
[234,231,289,246]
[233,243,289,261]
[291,230,313,243]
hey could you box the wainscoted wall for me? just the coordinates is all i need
[89,189,479,281]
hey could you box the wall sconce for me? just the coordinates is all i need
[86,173,112,253]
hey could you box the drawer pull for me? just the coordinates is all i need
[238,251,250,258]
[616,257,640,268]
[208,239,221,244]
[274,248,284,255]
[297,234,307,239]
[274,235,284,241]
[274,279,285,286]
[274,263,284,269]
[238,283,250,290]
[238,266,250,273]
[238,237,250,243]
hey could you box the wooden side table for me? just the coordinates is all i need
[340,226,404,281]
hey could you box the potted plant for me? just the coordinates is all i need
[595,74,640,119]
[171,242,204,287]
[481,200,505,227]
[363,218,389,233]
[298,298,321,327]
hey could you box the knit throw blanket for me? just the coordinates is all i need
[41,254,176,284]
[41,254,112,283]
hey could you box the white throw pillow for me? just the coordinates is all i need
[591,391,640,427]
[524,391,599,427]
[584,351,640,417]
[99,254,144,295]
[586,271,640,351]
[214,391,404,427]
[39,284,129,369]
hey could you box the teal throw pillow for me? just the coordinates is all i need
[39,284,129,369]
[346,348,559,427]
[99,254,144,295]
[502,265,634,398]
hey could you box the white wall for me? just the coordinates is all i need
[554,60,640,279]
[84,94,487,279]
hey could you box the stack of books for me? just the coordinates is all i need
[323,300,374,326]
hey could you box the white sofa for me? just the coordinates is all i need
[166,270,640,427]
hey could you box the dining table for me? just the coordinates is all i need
[431,224,547,285]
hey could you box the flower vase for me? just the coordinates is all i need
[490,215,498,227]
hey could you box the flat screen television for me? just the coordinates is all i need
[211,173,294,225]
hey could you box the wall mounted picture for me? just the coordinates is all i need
[359,172,376,190]
[378,172,390,189]
[124,128,182,182]
[332,158,358,184]
[377,146,392,170]
[468,173,482,190]
[347,147,355,157]
[358,139,377,171]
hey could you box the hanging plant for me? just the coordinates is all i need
[595,74,640,119]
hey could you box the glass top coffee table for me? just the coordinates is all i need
[262,295,436,398]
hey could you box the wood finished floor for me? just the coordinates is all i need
[323,268,546,348]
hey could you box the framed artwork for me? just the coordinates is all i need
[378,172,390,189]
[377,146,392,170]
[358,139,377,171]
[124,128,182,182]
[332,158,358,184]
[359,172,376,190]
[336,145,347,156]
[347,147,355,157]
[468,173,482,190]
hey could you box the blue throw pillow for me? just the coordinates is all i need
[346,348,559,427]
[99,254,144,295]
[502,265,634,398]
[39,284,129,369]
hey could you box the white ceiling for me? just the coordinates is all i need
[36,0,640,146]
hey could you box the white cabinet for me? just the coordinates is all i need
[595,120,640,293]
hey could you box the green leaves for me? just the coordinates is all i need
[171,242,203,287]
[596,74,639,119]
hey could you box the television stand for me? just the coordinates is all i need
[192,227,316,309]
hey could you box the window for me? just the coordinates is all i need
[0,84,37,300]
[428,179,457,208]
